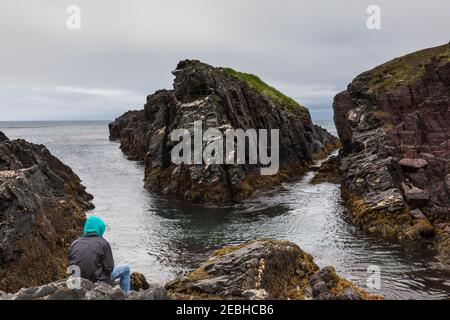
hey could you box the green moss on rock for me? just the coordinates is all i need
[223,67,308,113]
[365,43,450,91]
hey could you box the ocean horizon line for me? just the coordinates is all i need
[0,119,113,123]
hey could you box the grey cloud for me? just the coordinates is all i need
[0,0,449,121]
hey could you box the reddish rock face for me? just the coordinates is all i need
[333,44,450,243]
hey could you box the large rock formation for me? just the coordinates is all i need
[166,240,379,300]
[109,60,339,203]
[332,44,450,251]
[0,132,94,292]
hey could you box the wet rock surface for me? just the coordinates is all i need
[311,154,342,184]
[0,273,168,300]
[332,44,450,262]
[166,240,379,300]
[0,132,94,292]
[109,60,339,203]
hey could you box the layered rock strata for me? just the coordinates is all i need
[332,44,450,259]
[109,60,339,203]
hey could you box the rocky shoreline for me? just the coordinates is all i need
[0,132,370,301]
[0,240,378,300]
[109,60,339,204]
[2,44,449,300]
[0,273,168,301]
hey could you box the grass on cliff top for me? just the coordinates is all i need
[367,43,450,91]
[223,67,308,114]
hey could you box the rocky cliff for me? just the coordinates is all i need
[0,132,93,292]
[166,240,379,300]
[332,44,450,254]
[109,60,339,203]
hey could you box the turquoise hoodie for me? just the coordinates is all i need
[84,216,106,237]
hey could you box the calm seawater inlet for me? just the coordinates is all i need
[1,121,449,299]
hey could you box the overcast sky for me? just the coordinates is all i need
[1,0,449,121]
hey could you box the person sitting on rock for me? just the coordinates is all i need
[69,215,131,293]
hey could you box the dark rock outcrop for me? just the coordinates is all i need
[166,240,380,300]
[311,153,342,184]
[130,272,150,291]
[108,110,146,160]
[0,132,8,142]
[109,60,339,203]
[0,273,167,300]
[332,44,450,254]
[0,132,94,292]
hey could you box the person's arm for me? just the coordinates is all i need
[102,241,115,277]
[68,240,77,265]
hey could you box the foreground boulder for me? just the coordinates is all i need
[0,273,167,300]
[0,132,94,292]
[166,240,379,300]
[332,44,450,260]
[109,60,339,203]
